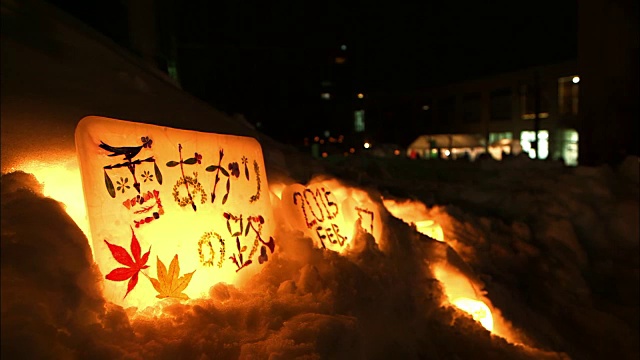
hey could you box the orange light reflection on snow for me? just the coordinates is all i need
[269,182,287,200]
[415,220,445,242]
[432,263,494,332]
[383,199,445,242]
[16,156,92,245]
[452,297,494,332]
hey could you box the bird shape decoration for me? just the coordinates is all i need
[100,136,153,161]
[100,136,154,194]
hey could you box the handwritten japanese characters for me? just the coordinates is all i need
[75,116,275,308]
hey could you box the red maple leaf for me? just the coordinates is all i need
[104,227,150,299]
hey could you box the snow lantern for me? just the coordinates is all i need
[75,116,275,308]
[432,263,494,332]
[280,180,381,253]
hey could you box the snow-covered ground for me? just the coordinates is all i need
[2,154,638,359]
[2,1,638,359]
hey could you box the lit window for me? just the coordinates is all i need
[354,110,365,132]
[321,93,331,100]
[561,129,579,166]
[335,57,346,64]
[488,132,513,144]
[168,61,179,83]
[521,113,548,120]
[520,130,549,159]
[422,105,430,111]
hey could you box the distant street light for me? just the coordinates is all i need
[364,142,370,149]
[572,76,580,84]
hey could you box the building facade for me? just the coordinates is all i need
[367,60,581,165]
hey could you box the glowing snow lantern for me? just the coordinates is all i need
[432,263,494,332]
[415,220,445,242]
[341,188,383,244]
[75,116,276,308]
[281,183,350,252]
[281,180,382,253]
[452,297,494,332]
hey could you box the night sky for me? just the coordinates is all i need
[46,0,578,144]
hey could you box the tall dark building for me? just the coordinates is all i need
[312,44,369,152]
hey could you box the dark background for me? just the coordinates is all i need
[43,0,578,146]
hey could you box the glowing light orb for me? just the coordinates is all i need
[75,116,275,309]
[452,297,494,332]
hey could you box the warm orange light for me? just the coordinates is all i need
[16,156,91,244]
[415,220,445,242]
[349,148,355,154]
[75,116,276,309]
[269,182,287,200]
[382,199,445,242]
[452,297,494,332]
[432,263,493,332]
[394,149,401,156]
[280,178,381,253]
[357,93,364,99]
[322,152,328,158]
[430,249,522,343]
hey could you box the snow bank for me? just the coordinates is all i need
[2,169,579,359]
[323,156,639,360]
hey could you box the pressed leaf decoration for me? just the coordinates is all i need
[148,255,195,300]
[104,227,151,298]
[154,161,163,184]
[104,170,116,198]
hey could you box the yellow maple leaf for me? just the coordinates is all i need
[149,255,195,300]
